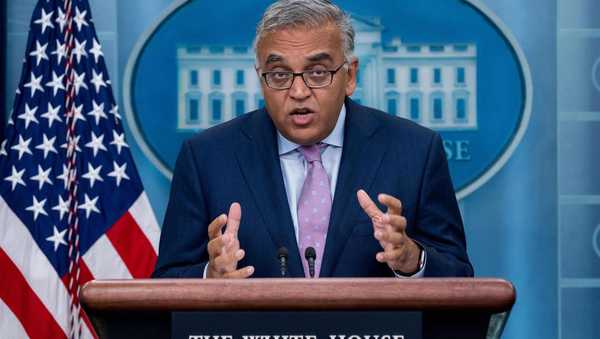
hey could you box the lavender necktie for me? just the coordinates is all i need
[297,144,332,278]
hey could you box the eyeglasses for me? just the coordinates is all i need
[261,63,347,90]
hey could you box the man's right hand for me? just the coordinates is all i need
[206,202,254,278]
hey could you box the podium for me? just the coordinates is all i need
[80,278,515,339]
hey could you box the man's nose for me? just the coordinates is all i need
[288,74,311,100]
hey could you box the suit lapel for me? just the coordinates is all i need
[320,99,389,277]
[235,110,305,277]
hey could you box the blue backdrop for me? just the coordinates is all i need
[4,1,600,338]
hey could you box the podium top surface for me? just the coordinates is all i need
[80,278,515,313]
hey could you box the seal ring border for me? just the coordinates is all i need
[453,0,533,199]
[593,224,600,259]
[122,0,534,200]
[592,57,600,93]
[123,0,191,181]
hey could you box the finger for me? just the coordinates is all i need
[378,193,403,216]
[381,213,407,233]
[207,238,222,258]
[373,214,406,250]
[374,228,405,247]
[375,248,406,263]
[382,223,397,253]
[373,232,388,250]
[211,248,244,273]
[208,214,227,240]
[224,202,242,238]
[207,233,233,257]
[372,224,397,251]
[224,237,240,254]
[383,226,396,252]
[357,189,384,220]
[223,266,255,279]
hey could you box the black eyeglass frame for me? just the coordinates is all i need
[260,63,347,90]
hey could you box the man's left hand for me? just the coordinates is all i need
[357,189,421,274]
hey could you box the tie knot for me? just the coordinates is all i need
[298,144,325,163]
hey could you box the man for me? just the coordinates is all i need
[153,0,473,279]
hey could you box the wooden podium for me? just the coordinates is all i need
[81,278,515,339]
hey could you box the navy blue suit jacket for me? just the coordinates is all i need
[153,99,473,278]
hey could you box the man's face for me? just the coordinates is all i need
[256,23,358,145]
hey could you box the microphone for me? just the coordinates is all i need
[304,247,316,278]
[277,246,289,277]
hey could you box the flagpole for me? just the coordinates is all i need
[62,0,83,338]
[1,0,6,141]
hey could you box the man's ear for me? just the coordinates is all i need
[345,58,359,97]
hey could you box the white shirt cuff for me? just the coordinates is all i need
[202,263,209,278]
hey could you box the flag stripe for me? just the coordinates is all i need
[82,234,133,279]
[106,210,157,278]
[0,248,67,339]
[0,197,70,334]
[129,192,160,253]
[77,257,96,286]
[60,258,95,289]
[59,259,98,339]
[73,259,99,338]
[80,309,98,339]
[0,298,30,339]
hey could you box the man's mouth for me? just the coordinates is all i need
[290,108,316,126]
[290,108,314,115]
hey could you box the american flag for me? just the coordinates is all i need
[0,0,160,338]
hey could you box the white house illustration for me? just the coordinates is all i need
[176,15,477,131]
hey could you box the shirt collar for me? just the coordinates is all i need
[277,104,346,155]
